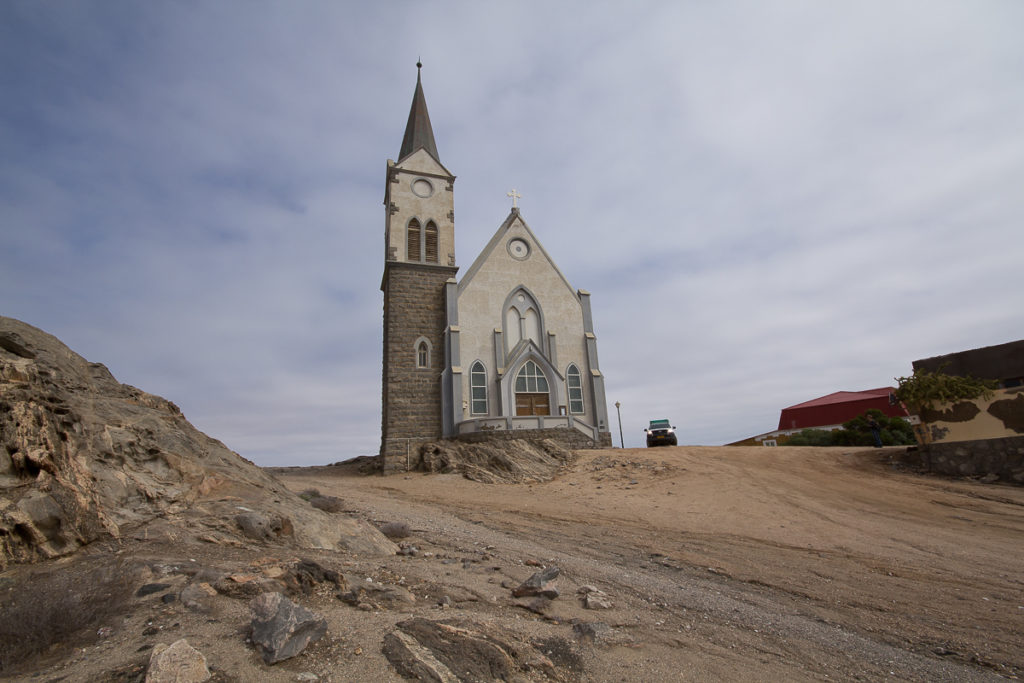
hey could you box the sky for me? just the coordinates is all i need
[2,2,1022,465]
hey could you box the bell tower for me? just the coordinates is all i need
[379,63,458,472]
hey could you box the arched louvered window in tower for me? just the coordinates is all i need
[407,218,421,261]
[425,221,439,263]
[566,364,585,414]
[470,361,487,415]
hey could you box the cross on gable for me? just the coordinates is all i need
[507,188,521,209]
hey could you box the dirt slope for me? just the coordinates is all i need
[4,444,1021,682]
[277,445,1024,681]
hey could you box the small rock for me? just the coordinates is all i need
[379,521,411,539]
[583,593,613,610]
[180,582,218,612]
[145,639,211,683]
[136,583,172,597]
[572,622,612,643]
[249,592,327,664]
[512,566,560,599]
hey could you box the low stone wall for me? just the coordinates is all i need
[913,435,1024,484]
[452,427,612,451]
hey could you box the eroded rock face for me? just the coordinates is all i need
[417,439,576,483]
[0,317,396,568]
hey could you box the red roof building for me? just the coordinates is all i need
[777,387,909,431]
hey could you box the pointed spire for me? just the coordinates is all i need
[399,61,440,163]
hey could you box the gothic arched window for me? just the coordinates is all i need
[504,289,544,352]
[425,221,439,263]
[566,364,585,414]
[407,218,421,261]
[515,360,549,393]
[470,361,487,415]
[415,338,431,368]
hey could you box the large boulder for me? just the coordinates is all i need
[0,316,396,568]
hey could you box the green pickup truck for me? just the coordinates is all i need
[645,419,678,447]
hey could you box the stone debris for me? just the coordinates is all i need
[249,592,327,664]
[339,579,416,610]
[512,565,560,599]
[180,582,218,612]
[578,585,613,610]
[145,639,211,683]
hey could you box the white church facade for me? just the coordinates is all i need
[380,65,610,472]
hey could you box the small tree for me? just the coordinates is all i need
[836,409,916,446]
[893,366,996,411]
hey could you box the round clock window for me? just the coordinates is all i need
[411,178,433,198]
[508,238,530,260]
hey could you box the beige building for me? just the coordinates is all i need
[380,66,610,471]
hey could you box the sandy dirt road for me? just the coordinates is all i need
[280,445,1024,681]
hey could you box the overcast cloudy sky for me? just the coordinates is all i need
[2,2,1022,464]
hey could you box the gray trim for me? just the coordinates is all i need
[492,329,505,415]
[445,279,459,327]
[579,289,595,334]
[547,332,558,371]
[442,278,461,437]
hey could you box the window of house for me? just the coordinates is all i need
[407,218,421,261]
[470,361,487,414]
[425,221,438,263]
[566,364,584,414]
[515,360,549,393]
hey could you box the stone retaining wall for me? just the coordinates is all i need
[914,435,1024,484]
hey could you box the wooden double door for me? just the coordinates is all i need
[515,393,550,416]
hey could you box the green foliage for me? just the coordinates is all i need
[837,409,916,446]
[894,367,996,410]
[784,410,916,447]
[785,428,837,446]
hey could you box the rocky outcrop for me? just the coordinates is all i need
[417,438,576,483]
[0,316,396,568]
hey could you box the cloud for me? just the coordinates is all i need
[2,1,1022,461]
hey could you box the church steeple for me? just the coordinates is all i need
[399,62,440,163]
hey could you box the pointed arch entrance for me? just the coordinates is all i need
[514,360,550,416]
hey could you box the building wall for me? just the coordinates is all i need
[913,387,1024,445]
[380,261,458,473]
[383,150,455,267]
[456,217,595,425]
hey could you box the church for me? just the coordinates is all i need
[379,65,611,472]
